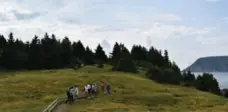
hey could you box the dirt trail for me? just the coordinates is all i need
[52,104,69,112]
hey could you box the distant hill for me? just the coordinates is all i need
[184,56,228,72]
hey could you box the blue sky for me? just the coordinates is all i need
[0,0,228,69]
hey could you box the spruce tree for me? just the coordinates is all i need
[72,40,86,65]
[112,43,137,73]
[28,35,43,69]
[110,42,121,65]
[0,35,7,67]
[147,46,164,67]
[95,44,107,63]
[14,39,28,69]
[84,46,95,65]
[131,45,148,61]
[164,50,170,67]
[61,37,72,67]
[41,33,54,69]
[0,35,7,54]
[50,34,61,68]
[195,73,221,95]
[1,33,17,69]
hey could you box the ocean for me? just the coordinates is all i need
[193,72,228,89]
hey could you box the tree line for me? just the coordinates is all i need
[0,32,225,97]
[0,32,173,71]
[0,33,108,70]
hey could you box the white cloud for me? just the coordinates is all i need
[0,0,227,70]
[101,39,111,50]
[0,19,222,69]
[115,12,182,27]
[151,13,182,21]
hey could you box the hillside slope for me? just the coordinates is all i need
[0,66,228,112]
[185,56,228,72]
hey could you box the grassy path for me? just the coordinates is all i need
[52,94,88,112]
[52,104,67,112]
[53,104,69,112]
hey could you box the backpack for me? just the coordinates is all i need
[107,85,111,90]
[66,89,70,96]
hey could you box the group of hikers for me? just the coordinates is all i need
[65,81,111,104]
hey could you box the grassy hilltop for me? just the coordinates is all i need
[1,66,228,112]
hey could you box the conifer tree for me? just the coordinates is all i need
[84,46,95,65]
[95,44,107,63]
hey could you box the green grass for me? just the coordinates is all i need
[0,65,228,112]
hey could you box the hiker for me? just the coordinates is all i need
[74,85,79,98]
[84,85,89,99]
[87,84,91,94]
[90,84,93,93]
[65,88,71,104]
[106,84,111,95]
[94,83,97,92]
[69,87,74,103]
[91,84,96,94]
[100,81,105,93]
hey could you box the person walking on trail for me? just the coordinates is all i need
[74,85,79,98]
[106,84,111,95]
[69,87,74,103]
[84,85,89,99]
[87,84,91,94]
[65,88,71,104]
[66,87,74,104]
[94,83,98,94]
[94,83,97,92]
[91,84,95,94]
[100,81,105,93]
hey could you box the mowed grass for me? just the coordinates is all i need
[0,66,228,112]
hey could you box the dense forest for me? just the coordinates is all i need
[0,32,173,71]
[0,32,225,97]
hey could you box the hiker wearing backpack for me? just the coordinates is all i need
[65,88,71,104]
[66,87,74,104]
[106,84,111,95]
[69,87,74,103]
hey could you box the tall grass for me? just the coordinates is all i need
[0,66,228,112]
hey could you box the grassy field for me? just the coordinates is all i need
[1,66,228,112]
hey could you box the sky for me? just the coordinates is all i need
[0,0,228,69]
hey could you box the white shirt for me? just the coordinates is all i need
[70,88,74,95]
[74,87,79,95]
[92,85,95,89]
[87,84,91,89]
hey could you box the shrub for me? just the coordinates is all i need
[195,73,221,95]
[97,63,104,68]
[182,71,196,87]
[163,68,182,84]
[146,67,181,85]
[113,58,137,73]
[146,66,164,83]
